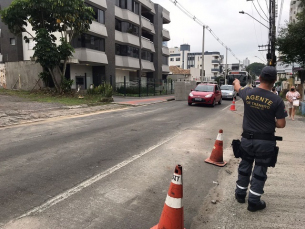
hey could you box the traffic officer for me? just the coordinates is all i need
[233,66,287,212]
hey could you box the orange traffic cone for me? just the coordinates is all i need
[230,98,237,111]
[151,165,185,229]
[205,129,227,167]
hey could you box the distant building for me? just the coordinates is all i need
[243,58,250,68]
[289,0,303,23]
[168,44,223,81]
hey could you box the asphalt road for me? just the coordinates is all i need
[0,99,243,229]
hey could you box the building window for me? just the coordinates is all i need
[115,0,139,15]
[115,19,139,36]
[71,34,105,52]
[10,38,16,45]
[170,58,174,61]
[116,43,139,58]
[176,58,180,61]
[141,50,153,62]
[162,56,168,65]
[86,3,105,24]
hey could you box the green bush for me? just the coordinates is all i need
[87,83,113,98]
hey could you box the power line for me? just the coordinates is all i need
[169,0,240,62]
[257,0,269,20]
[252,1,269,22]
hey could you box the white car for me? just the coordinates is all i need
[220,85,237,100]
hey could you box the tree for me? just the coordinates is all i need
[277,0,305,82]
[0,0,94,93]
[246,62,266,79]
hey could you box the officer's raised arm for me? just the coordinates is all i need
[233,78,241,92]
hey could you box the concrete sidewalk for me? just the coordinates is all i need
[191,112,305,228]
[113,94,175,106]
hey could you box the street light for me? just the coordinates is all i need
[239,11,269,29]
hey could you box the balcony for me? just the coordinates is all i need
[142,59,155,72]
[141,37,155,53]
[115,6,140,26]
[86,0,107,9]
[115,30,140,47]
[162,8,171,24]
[116,55,140,69]
[138,0,156,14]
[88,21,108,37]
[162,65,170,73]
[73,48,108,65]
[162,46,170,56]
[212,60,220,64]
[211,68,220,73]
[141,16,155,34]
[162,29,170,41]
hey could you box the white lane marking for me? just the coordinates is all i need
[165,195,183,208]
[16,134,179,220]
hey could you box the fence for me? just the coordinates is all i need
[115,77,175,97]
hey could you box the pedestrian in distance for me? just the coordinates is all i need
[286,86,301,121]
[271,87,278,95]
[275,84,281,96]
[232,66,287,212]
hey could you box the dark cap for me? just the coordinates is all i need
[260,66,277,80]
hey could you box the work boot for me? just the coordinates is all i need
[247,200,266,212]
[235,193,246,203]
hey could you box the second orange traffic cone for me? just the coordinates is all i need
[230,97,237,111]
[205,129,227,167]
[151,165,185,229]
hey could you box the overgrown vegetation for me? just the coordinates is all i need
[0,88,111,106]
[87,83,113,98]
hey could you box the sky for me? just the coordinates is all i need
[152,0,291,65]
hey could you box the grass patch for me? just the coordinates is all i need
[0,88,111,106]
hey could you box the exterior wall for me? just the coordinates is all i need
[70,65,93,90]
[116,69,131,83]
[0,64,6,88]
[5,61,43,90]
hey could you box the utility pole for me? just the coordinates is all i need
[201,25,205,82]
[267,0,276,66]
[225,47,228,85]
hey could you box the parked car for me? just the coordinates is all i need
[188,83,222,107]
[220,85,237,100]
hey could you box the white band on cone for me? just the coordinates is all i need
[216,133,223,141]
[171,174,182,185]
[165,194,183,208]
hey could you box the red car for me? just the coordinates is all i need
[188,83,222,107]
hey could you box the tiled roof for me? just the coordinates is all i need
[169,66,191,75]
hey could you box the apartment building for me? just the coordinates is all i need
[0,0,171,90]
[289,0,303,23]
[168,44,223,81]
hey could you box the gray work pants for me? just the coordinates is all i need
[235,138,276,203]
